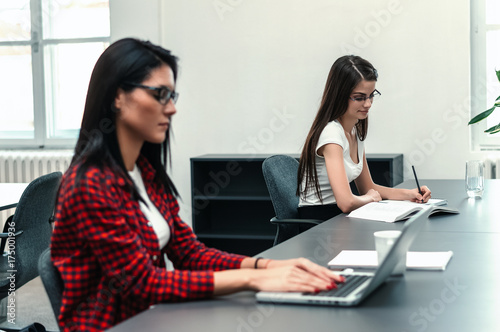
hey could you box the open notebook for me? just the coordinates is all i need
[347,199,459,223]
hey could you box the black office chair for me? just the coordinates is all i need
[38,248,63,326]
[262,155,322,245]
[0,172,62,301]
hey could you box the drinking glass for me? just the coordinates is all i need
[466,160,484,198]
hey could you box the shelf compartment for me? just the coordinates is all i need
[197,237,274,256]
[193,195,271,201]
[196,230,275,240]
[191,159,270,198]
[193,199,276,236]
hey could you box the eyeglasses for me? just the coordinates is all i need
[123,82,179,105]
[349,89,381,103]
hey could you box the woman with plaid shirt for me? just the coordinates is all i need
[50,38,344,331]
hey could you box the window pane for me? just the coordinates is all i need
[42,0,110,39]
[0,46,34,138]
[0,1,31,42]
[485,29,500,132]
[44,42,108,138]
[486,0,500,25]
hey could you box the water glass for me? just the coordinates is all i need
[465,160,484,198]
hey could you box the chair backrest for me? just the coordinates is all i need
[38,248,63,323]
[262,155,300,220]
[8,172,62,288]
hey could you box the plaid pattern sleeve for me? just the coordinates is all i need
[51,159,242,332]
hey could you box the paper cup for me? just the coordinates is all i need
[374,230,405,275]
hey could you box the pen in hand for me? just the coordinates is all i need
[411,165,423,203]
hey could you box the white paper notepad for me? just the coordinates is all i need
[328,250,453,271]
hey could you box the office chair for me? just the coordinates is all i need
[38,248,63,325]
[0,172,62,301]
[262,155,322,245]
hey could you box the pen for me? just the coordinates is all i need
[412,165,423,202]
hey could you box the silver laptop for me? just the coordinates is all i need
[256,207,430,306]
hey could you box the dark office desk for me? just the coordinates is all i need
[108,180,500,332]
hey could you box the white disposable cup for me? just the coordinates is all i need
[374,230,405,275]
[466,160,484,198]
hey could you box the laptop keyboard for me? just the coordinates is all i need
[305,275,370,298]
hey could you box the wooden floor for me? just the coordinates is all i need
[0,277,59,331]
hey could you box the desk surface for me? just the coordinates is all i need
[0,183,29,211]
[108,179,500,332]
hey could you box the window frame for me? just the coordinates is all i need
[0,0,110,149]
[470,0,500,151]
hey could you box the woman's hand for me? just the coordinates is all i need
[408,185,431,203]
[366,188,382,202]
[249,258,344,293]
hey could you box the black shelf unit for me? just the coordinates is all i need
[363,153,404,187]
[191,153,403,256]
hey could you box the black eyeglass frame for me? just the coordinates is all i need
[349,89,381,103]
[123,82,179,105]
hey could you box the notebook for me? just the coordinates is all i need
[347,199,458,223]
[328,250,453,271]
[256,207,430,307]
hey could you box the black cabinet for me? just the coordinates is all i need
[191,153,403,256]
[191,155,275,256]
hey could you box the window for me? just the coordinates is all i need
[471,0,500,151]
[0,0,110,148]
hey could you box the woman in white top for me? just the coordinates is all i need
[297,55,431,221]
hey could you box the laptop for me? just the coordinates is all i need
[256,207,430,306]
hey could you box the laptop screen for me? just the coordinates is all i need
[359,207,430,299]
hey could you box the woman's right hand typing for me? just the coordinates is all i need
[249,258,344,293]
[213,257,344,295]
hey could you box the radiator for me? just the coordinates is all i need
[484,158,500,179]
[0,150,73,225]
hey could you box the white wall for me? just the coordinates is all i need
[110,0,162,43]
[111,0,483,226]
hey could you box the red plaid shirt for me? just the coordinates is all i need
[51,156,245,331]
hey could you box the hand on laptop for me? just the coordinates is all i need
[250,258,345,293]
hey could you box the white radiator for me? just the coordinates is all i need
[484,158,500,179]
[0,150,73,225]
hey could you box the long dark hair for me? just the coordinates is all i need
[73,38,179,196]
[297,55,378,201]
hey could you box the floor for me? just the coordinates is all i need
[0,277,59,332]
